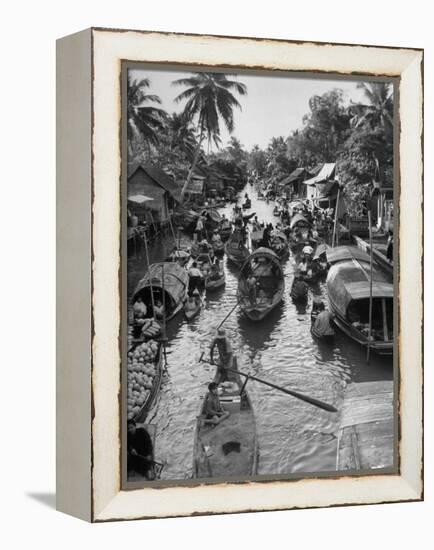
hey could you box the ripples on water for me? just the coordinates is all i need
[127,185,393,479]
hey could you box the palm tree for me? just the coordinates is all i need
[167,112,197,158]
[127,76,167,157]
[349,82,393,134]
[172,72,247,200]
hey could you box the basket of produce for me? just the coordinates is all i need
[127,339,163,422]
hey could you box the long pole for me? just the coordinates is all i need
[142,232,156,319]
[331,187,340,248]
[367,211,373,363]
[161,263,168,368]
[216,299,240,331]
[200,355,336,413]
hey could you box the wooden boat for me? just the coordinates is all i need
[205,270,226,290]
[290,212,311,231]
[269,230,289,261]
[184,294,204,321]
[237,247,284,321]
[132,262,189,321]
[352,235,394,277]
[128,340,163,423]
[337,381,394,471]
[127,423,164,481]
[225,229,250,266]
[290,276,309,302]
[326,249,393,355]
[199,208,223,232]
[192,357,258,479]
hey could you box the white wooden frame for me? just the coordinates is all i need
[56,28,423,522]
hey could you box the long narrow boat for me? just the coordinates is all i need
[237,247,285,321]
[225,229,250,266]
[127,340,163,423]
[326,249,393,355]
[192,357,258,479]
[205,269,226,291]
[132,262,189,321]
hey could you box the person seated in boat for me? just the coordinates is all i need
[210,328,233,381]
[302,242,314,258]
[153,300,165,321]
[291,276,309,299]
[311,297,323,323]
[256,288,268,305]
[192,287,201,306]
[246,273,257,304]
[188,262,203,294]
[297,257,308,276]
[127,420,155,480]
[312,301,335,337]
[209,259,221,280]
[133,296,148,325]
[184,294,198,314]
[204,382,230,426]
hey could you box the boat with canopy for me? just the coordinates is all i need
[326,250,393,355]
[237,247,284,321]
[132,262,189,321]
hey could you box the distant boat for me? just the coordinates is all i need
[184,293,204,321]
[326,247,393,355]
[192,357,258,479]
[205,269,226,291]
[132,262,189,321]
[225,229,250,266]
[237,247,284,321]
[269,230,289,261]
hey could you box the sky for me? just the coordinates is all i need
[130,67,383,151]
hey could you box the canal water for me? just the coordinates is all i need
[127,183,393,480]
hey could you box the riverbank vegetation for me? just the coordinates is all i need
[127,72,393,213]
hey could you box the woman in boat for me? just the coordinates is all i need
[133,296,148,324]
[297,257,308,277]
[188,262,203,295]
[203,382,230,426]
[311,301,335,339]
[291,275,309,302]
[246,272,258,304]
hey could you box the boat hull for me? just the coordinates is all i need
[192,357,258,479]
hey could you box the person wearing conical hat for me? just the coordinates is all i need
[210,327,233,382]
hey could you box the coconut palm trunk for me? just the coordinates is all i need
[181,127,204,201]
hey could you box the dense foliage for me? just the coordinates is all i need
[127,73,393,213]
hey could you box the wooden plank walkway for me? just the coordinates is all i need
[337,381,394,471]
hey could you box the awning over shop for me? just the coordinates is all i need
[303,163,336,185]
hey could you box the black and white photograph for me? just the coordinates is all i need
[124,65,396,483]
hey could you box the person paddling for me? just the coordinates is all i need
[210,328,233,382]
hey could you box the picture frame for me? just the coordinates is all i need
[56,27,423,522]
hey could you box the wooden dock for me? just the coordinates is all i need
[337,381,394,471]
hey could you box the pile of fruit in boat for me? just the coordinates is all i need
[140,318,161,338]
[127,339,159,420]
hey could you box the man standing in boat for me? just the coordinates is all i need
[210,328,233,382]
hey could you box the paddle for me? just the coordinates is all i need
[199,354,337,413]
[216,299,241,330]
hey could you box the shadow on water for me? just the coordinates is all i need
[238,302,285,350]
